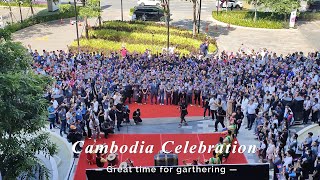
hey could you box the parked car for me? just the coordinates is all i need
[132,6,165,22]
[307,0,320,11]
[216,0,243,10]
[137,0,162,7]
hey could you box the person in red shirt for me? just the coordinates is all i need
[120,45,127,58]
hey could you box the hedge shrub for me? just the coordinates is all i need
[70,39,192,55]
[212,10,287,29]
[89,29,215,53]
[96,21,214,44]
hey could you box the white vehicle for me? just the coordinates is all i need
[137,0,162,6]
[216,0,243,9]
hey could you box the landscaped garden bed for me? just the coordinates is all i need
[70,21,217,55]
[212,10,320,29]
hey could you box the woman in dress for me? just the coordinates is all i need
[141,81,148,104]
[226,93,234,120]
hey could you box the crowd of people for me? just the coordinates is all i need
[28,43,320,178]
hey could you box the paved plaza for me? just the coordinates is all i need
[4,0,319,55]
[1,1,320,179]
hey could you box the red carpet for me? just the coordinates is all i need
[74,133,248,180]
[127,103,203,118]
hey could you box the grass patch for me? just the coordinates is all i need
[89,29,210,53]
[71,21,217,55]
[98,21,208,40]
[70,39,191,55]
[298,11,320,21]
[212,10,287,29]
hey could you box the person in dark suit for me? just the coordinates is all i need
[215,107,226,132]
[108,106,116,128]
[178,99,188,127]
[124,82,133,104]
[67,125,83,158]
[123,105,130,123]
[137,88,143,105]
[179,90,187,102]
[133,109,142,124]
[150,80,159,105]
[115,102,124,131]
[101,120,114,138]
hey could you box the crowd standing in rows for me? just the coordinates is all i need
[29,44,320,178]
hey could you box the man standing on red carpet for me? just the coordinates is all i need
[150,80,159,105]
[178,99,188,128]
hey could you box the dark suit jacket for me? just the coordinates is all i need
[150,83,159,94]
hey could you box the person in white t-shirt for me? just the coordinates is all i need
[246,99,259,130]
[209,94,218,120]
[52,98,59,109]
[93,98,99,114]
[241,95,249,114]
[282,150,293,168]
[113,92,122,106]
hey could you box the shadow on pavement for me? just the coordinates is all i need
[12,20,69,41]
[101,5,112,10]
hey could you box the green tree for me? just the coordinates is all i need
[247,0,264,22]
[263,0,300,21]
[25,0,35,17]
[192,0,197,36]
[0,33,57,179]
[78,0,101,39]
[185,0,199,36]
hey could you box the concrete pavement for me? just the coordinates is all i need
[8,0,320,55]
[2,2,319,179]
[0,6,45,24]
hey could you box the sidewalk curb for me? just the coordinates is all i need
[296,124,319,136]
[49,130,74,180]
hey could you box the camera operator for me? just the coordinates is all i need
[123,105,130,124]
[67,125,83,158]
[101,120,114,139]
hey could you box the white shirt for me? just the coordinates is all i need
[272,119,279,126]
[283,156,293,168]
[247,103,258,114]
[66,112,73,124]
[304,100,311,110]
[53,100,59,109]
[93,101,99,113]
[263,103,270,112]
[113,94,122,105]
[209,98,218,110]
[312,102,320,112]
[66,112,72,120]
[269,85,276,94]
[241,98,249,113]
[260,142,266,150]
